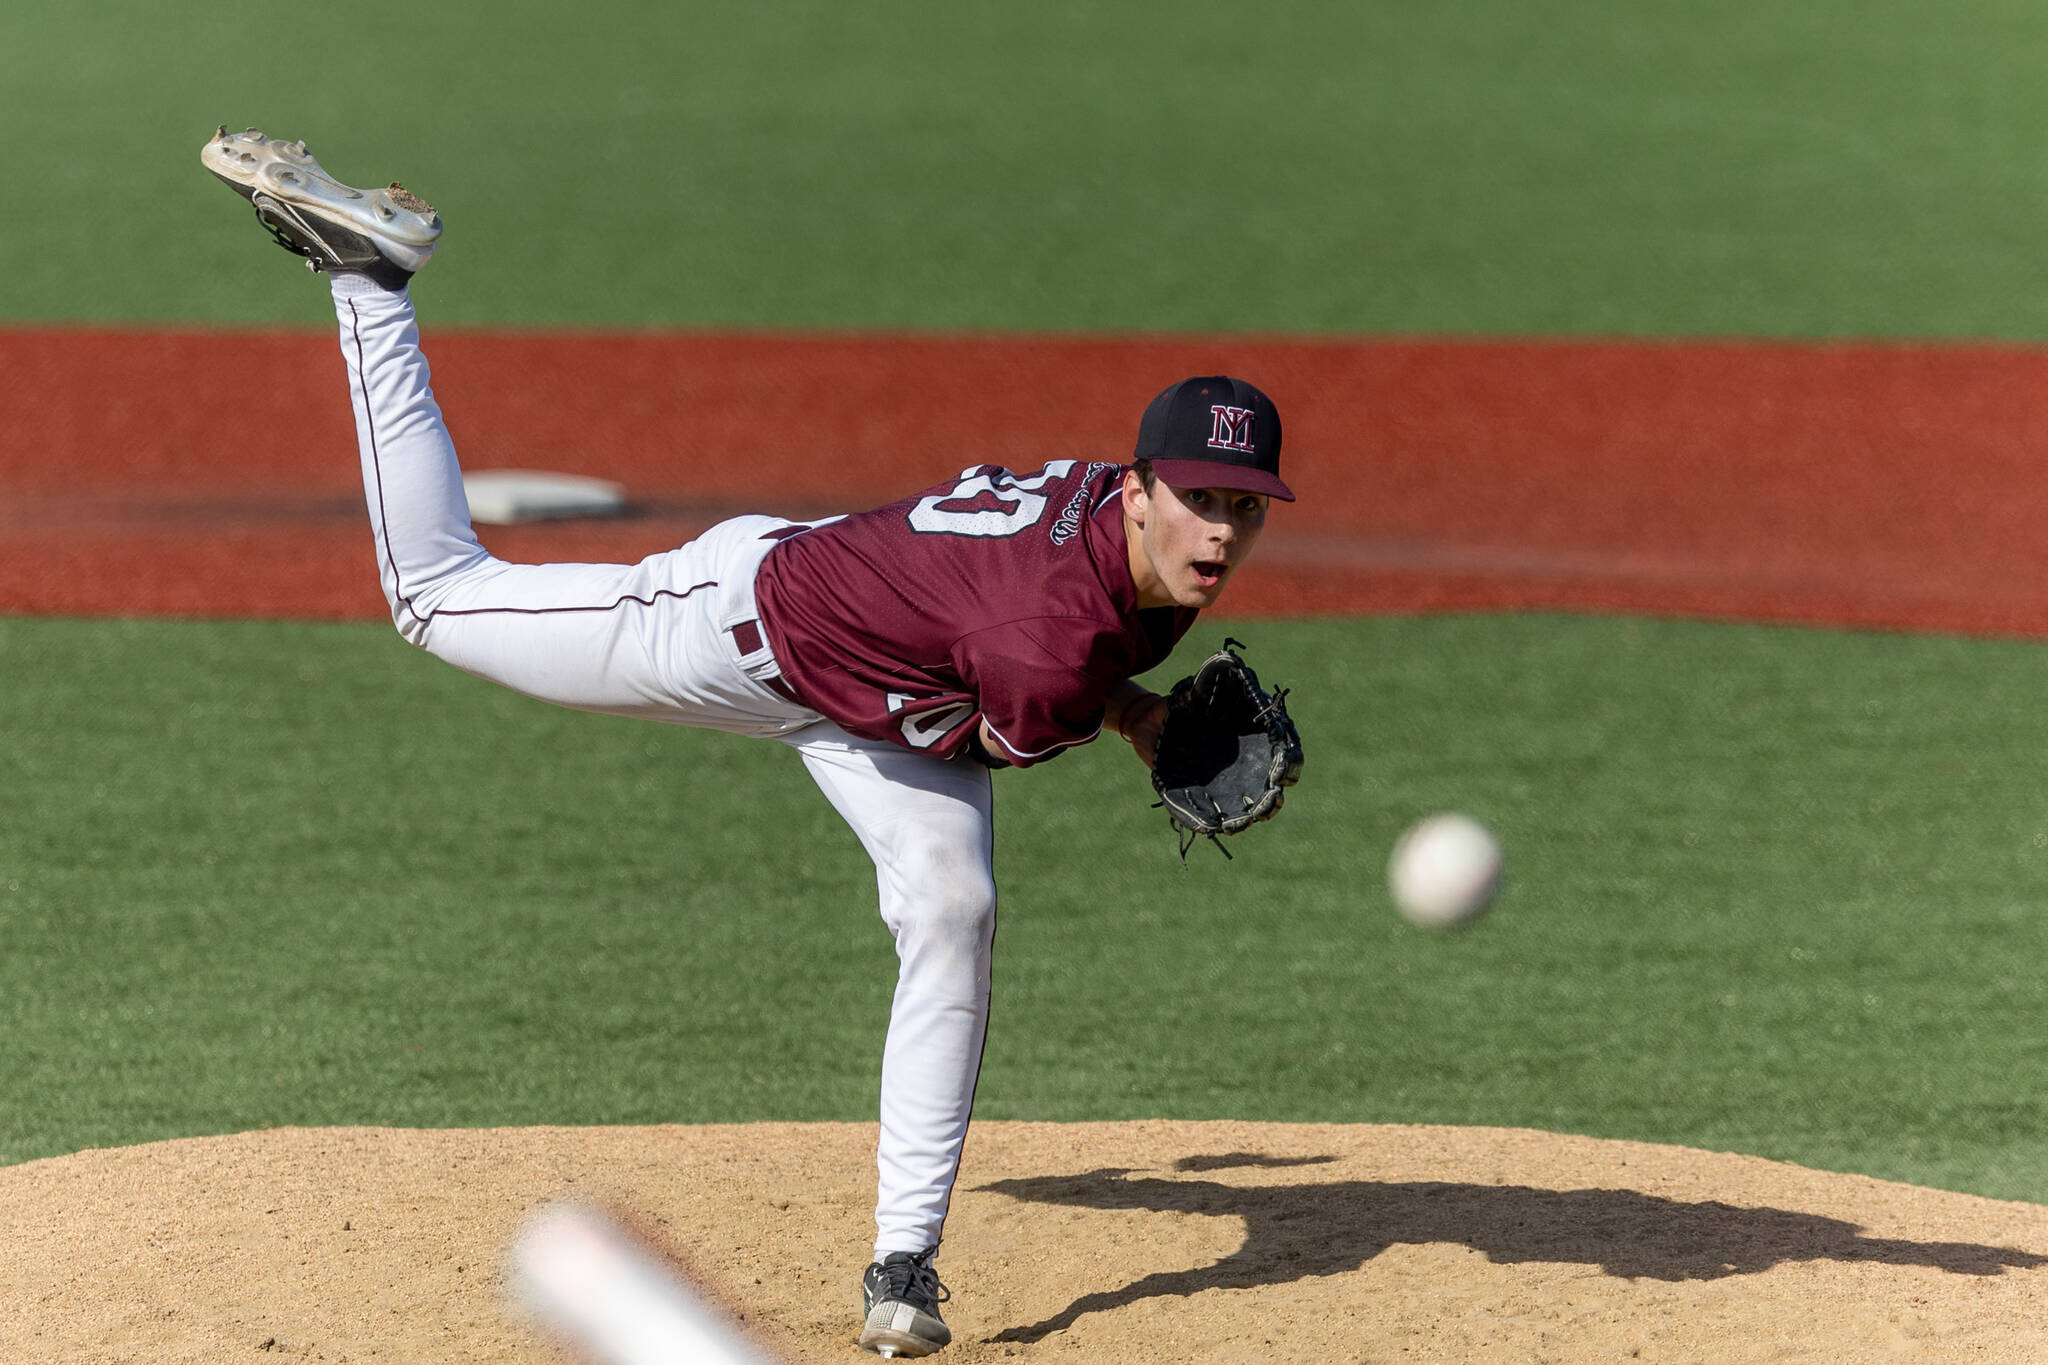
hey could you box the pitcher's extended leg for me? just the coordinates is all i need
[794,727,998,1256]
[329,274,787,727]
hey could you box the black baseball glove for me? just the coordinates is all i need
[1150,639,1304,859]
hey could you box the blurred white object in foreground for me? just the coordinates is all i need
[509,1202,781,1365]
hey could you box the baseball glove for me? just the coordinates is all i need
[1150,639,1304,860]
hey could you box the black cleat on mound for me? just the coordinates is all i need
[859,1247,951,1357]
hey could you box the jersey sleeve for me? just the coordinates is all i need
[952,619,1127,768]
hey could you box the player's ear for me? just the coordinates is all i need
[1121,468,1149,525]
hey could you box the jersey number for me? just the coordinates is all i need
[888,693,976,750]
[906,462,1076,537]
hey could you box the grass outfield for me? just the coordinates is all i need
[7,2,2048,335]
[5,613,2048,1202]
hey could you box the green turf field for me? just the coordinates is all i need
[7,2,2048,1209]
[7,614,2048,1202]
[8,1,2048,335]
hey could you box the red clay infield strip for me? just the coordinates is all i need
[6,329,2048,633]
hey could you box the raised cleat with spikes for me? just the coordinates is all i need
[201,126,441,289]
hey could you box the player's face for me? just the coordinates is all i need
[1124,474,1269,609]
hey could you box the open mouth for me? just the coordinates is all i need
[1192,560,1229,588]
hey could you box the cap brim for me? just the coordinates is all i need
[1147,459,1295,502]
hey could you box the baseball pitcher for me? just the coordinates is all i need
[203,126,1296,1358]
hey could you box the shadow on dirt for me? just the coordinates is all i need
[977,1152,2048,1345]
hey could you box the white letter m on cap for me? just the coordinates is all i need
[1208,405,1256,453]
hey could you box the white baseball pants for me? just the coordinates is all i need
[329,273,993,1257]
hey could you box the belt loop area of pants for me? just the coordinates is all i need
[729,618,801,704]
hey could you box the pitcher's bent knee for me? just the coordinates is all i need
[381,550,499,654]
[885,845,998,958]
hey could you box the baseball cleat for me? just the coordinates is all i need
[201,126,441,289]
[858,1247,951,1357]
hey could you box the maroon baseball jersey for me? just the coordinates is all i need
[753,460,1196,766]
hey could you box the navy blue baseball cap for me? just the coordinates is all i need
[1132,376,1292,501]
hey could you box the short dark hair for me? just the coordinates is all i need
[1131,457,1157,492]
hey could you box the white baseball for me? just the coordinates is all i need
[1388,813,1504,929]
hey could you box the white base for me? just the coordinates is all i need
[462,469,627,525]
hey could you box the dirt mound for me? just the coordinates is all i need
[2,1121,2044,1362]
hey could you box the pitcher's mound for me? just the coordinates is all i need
[2,1121,2045,1363]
